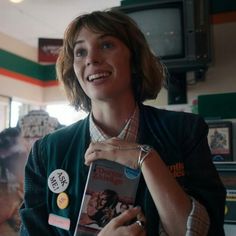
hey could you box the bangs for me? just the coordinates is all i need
[71,11,131,49]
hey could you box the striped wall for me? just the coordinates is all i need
[0,2,236,105]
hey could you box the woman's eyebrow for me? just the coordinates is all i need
[74,34,114,47]
[99,34,112,39]
[73,39,84,48]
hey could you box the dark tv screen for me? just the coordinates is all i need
[116,0,211,72]
[127,7,183,59]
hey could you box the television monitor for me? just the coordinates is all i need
[115,0,211,72]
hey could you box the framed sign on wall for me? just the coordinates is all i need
[207,121,233,162]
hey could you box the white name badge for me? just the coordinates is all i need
[48,169,69,194]
[48,213,70,231]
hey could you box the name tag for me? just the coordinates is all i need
[48,213,70,231]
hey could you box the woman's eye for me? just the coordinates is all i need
[75,48,87,58]
[101,42,113,49]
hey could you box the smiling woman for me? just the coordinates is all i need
[72,27,133,108]
[19,9,226,236]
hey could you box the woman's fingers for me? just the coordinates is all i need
[112,206,142,227]
[97,207,146,236]
[84,142,120,165]
[84,138,140,168]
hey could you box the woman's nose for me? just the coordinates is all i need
[86,49,101,66]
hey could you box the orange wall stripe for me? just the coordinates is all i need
[0,68,59,87]
[42,80,59,87]
[211,11,236,24]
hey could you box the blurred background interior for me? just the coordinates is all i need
[0,0,236,235]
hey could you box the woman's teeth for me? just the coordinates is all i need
[87,72,110,82]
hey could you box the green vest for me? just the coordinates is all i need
[20,105,226,236]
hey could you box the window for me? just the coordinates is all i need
[46,103,88,126]
[0,95,11,131]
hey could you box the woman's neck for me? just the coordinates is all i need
[91,99,136,137]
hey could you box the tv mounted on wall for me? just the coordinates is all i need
[115,0,211,72]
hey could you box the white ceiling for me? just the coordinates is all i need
[0,0,121,48]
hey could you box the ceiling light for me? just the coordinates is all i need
[10,0,24,3]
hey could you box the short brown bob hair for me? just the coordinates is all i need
[56,9,165,112]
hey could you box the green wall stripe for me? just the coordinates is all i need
[1,0,236,82]
[0,49,56,81]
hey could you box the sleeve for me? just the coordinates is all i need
[19,138,56,236]
[158,198,210,236]
[186,197,210,236]
[183,116,226,236]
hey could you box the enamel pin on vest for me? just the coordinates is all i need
[48,169,70,194]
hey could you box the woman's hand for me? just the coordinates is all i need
[98,207,146,236]
[85,137,142,169]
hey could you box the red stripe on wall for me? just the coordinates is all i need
[0,68,59,87]
[211,11,236,24]
[41,80,59,87]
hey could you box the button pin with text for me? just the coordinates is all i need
[48,169,69,194]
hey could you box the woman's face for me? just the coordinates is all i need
[73,27,133,105]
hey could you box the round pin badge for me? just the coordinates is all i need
[48,169,69,194]
[57,192,69,209]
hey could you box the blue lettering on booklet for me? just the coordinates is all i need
[124,167,140,180]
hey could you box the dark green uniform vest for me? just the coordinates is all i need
[20,105,226,236]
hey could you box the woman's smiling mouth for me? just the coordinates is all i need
[87,72,111,82]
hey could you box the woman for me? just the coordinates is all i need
[20,10,226,236]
